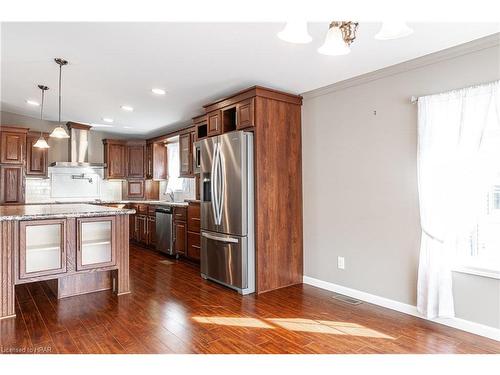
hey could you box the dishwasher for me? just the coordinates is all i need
[155,207,174,256]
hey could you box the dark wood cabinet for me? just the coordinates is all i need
[136,215,148,244]
[146,142,168,180]
[173,206,187,256]
[207,110,222,136]
[126,142,146,179]
[128,204,137,241]
[186,231,200,261]
[236,98,254,129]
[186,201,200,262]
[26,132,49,177]
[0,165,25,204]
[187,202,200,233]
[1,127,27,165]
[173,221,186,256]
[124,179,144,198]
[179,132,192,177]
[103,140,126,179]
[147,216,156,247]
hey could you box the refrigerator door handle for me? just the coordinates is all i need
[211,142,218,225]
[202,232,239,243]
[217,147,225,225]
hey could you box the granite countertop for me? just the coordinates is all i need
[24,200,190,207]
[0,204,135,222]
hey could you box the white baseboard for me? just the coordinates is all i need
[303,275,500,342]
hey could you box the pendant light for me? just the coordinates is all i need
[49,58,70,139]
[375,22,413,40]
[33,85,50,149]
[277,21,312,44]
[318,22,358,56]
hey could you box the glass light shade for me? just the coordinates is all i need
[49,125,70,139]
[33,135,50,149]
[317,26,350,56]
[375,22,413,40]
[277,21,312,44]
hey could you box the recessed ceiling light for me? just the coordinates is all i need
[91,123,114,128]
[151,88,166,95]
[121,105,134,111]
[102,118,114,123]
[26,99,40,106]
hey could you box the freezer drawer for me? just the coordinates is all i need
[201,231,248,290]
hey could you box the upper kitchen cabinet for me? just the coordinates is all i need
[103,139,147,180]
[236,98,254,129]
[207,110,222,137]
[103,139,126,179]
[179,132,193,177]
[0,126,28,165]
[0,165,25,204]
[146,141,167,180]
[126,141,146,179]
[26,131,49,178]
[193,114,207,140]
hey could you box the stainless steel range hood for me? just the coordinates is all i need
[50,122,106,168]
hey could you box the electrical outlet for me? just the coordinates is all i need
[337,256,345,270]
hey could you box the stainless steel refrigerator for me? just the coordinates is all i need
[200,131,255,295]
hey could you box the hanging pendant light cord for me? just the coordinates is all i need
[58,62,62,123]
[40,88,45,137]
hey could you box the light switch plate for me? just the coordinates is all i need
[337,256,345,270]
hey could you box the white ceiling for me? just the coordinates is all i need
[2,22,499,136]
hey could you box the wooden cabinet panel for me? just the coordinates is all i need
[187,202,200,232]
[76,216,116,271]
[147,216,156,247]
[146,142,167,180]
[26,133,48,177]
[129,209,137,241]
[1,130,26,164]
[123,180,144,199]
[126,144,145,178]
[19,219,67,280]
[173,221,186,255]
[104,141,126,179]
[145,143,153,179]
[173,207,187,222]
[187,231,200,261]
[179,133,192,177]
[207,110,222,136]
[0,165,24,204]
[236,98,254,129]
[136,215,148,244]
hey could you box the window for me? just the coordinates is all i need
[454,100,500,277]
[165,140,184,193]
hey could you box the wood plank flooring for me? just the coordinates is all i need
[1,244,499,354]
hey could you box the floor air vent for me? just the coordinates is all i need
[332,293,363,305]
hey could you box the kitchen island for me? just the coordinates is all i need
[0,204,135,320]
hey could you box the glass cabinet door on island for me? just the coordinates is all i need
[19,219,67,279]
[77,216,116,270]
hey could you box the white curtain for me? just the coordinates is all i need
[417,81,500,319]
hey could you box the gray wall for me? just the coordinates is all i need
[302,39,500,329]
[1,111,132,164]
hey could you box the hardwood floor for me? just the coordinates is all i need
[1,244,499,354]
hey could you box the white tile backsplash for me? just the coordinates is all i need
[25,176,123,202]
[25,178,51,203]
